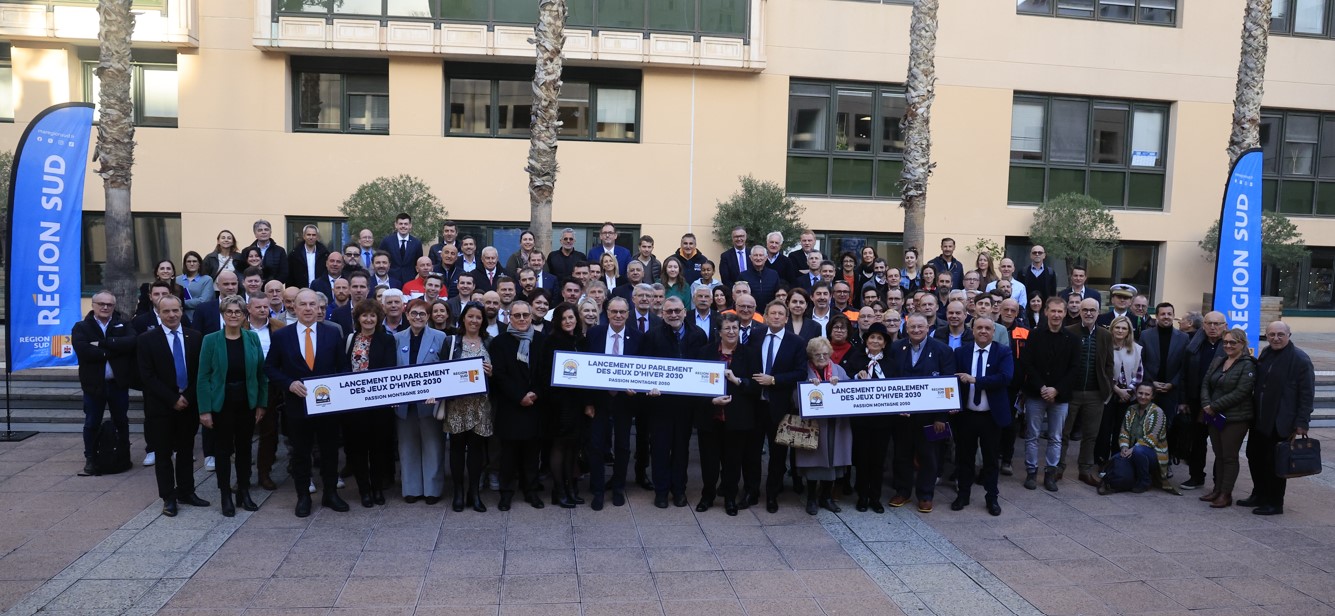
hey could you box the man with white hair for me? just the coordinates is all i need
[475,246,507,293]
[764,231,796,284]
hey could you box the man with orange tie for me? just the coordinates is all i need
[265,289,351,517]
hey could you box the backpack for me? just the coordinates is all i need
[91,419,132,475]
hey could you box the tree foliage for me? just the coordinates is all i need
[0,151,11,267]
[1027,193,1121,267]
[340,175,447,240]
[1199,209,1306,268]
[968,237,1004,264]
[712,176,806,250]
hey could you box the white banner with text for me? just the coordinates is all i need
[304,357,488,415]
[799,376,961,419]
[550,351,727,397]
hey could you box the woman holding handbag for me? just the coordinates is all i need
[342,299,397,507]
[793,336,853,515]
[1198,327,1257,509]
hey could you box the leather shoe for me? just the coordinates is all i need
[236,490,259,512]
[161,498,178,517]
[637,476,654,491]
[591,494,604,511]
[612,491,626,507]
[696,497,713,512]
[819,498,841,513]
[1236,495,1261,507]
[888,495,910,508]
[1253,505,1284,516]
[1199,489,1221,502]
[221,495,236,518]
[498,493,512,511]
[361,493,375,508]
[987,501,1002,516]
[654,494,669,509]
[950,497,969,511]
[1079,473,1100,488]
[765,496,779,513]
[424,496,440,505]
[917,499,933,513]
[1210,493,1233,508]
[724,499,738,516]
[180,493,210,507]
[81,461,97,476]
[295,494,312,518]
[744,491,759,508]
[403,495,420,504]
[855,497,869,512]
[258,476,277,490]
[869,500,885,514]
[322,493,351,512]
[673,494,689,508]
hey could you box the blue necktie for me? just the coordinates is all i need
[973,348,985,406]
[171,330,187,392]
[363,250,372,268]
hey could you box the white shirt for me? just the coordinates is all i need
[461,256,477,272]
[304,248,318,285]
[250,322,272,357]
[985,278,1028,308]
[762,328,785,373]
[606,326,627,355]
[693,310,712,335]
[811,309,831,329]
[966,343,990,412]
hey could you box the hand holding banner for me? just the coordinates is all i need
[550,351,726,397]
[303,357,487,415]
[799,376,961,419]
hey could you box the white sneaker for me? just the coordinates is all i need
[204,456,216,471]
[309,481,317,494]
[336,478,346,489]
[142,452,156,467]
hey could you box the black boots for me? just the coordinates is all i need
[220,488,236,518]
[453,483,466,512]
[236,488,259,512]
[552,487,576,509]
[805,480,819,515]
[818,481,841,513]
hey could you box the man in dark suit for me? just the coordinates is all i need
[1058,266,1101,308]
[931,300,974,350]
[368,252,402,291]
[1244,321,1315,515]
[952,317,1014,516]
[787,230,817,278]
[137,295,208,516]
[309,251,346,302]
[1095,284,1144,335]
[331,270,371,335]
[690,286,721,344]
[264,289,353,517]
[446,272,477,319]
[640,297,710,508]
[472,246,508,294]
[192,270,239,338]
[72,291,139,475]
[1016,244,1058,302]
[378,212,424,284]
[763,231,797,285]
[740,246,781,309]
[288,224,330,288]
[585,297,642,510]
[719,226,749,291]
[1139,301,1189,423]
[888,313,957,513]
[750,299,808,513]
[247,219,288,286]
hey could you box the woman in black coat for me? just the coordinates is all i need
[489,300,548,511]
[845,323,897,513]
[695,313,761,516]
[342,299,398,507]
[540,303,590,508]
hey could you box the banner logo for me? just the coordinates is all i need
[807,389,824,408]
[313,385,332,406]
[48,335,73,358]
[562,359,579,377]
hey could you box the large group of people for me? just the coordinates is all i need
[71,218,1317,520]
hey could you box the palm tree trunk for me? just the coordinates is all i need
[1227,0,1271,168]
[898,0,938,255]
[526,0,567,256]
[96,0,137,320]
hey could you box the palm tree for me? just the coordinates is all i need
[898,0,938,255]
[95,0,137,319]
[1227,0,1272,167]
[526,0,567,256]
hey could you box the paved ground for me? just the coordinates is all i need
[3,424,1335,615]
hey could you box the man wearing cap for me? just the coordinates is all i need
[1095,284,1146,338]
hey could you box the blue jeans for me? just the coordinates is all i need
[1106,445,1155,491]
[82,382,130,460]
[1023,398,1068,473]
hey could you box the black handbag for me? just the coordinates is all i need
[1275,435,1322,479]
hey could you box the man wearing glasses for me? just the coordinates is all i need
[1058,298,1113,488]
[1243,322,1315,516]
[72,291,140,476]
[587,222,632,278]
[1017,245,1057,302]
[640,297,710,509]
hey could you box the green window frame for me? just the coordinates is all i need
[291,57,390,135]
[1260,109,1335,217]
[81,212,181,295]
[1016,0,1177,26]
[445,63,640,142]
[785,81,907,200]
[1008,93,1169,209]
[79,48,179,129]
[1270,0,1335,38]
[1263,247,1335,313]
[1005,236,1159,304]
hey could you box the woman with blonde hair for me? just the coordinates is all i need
[1097,315,1144,463]
[1197,327,1256,508]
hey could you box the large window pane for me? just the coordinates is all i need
[1056,0,1095,18]
[448,78,491,135]
[567,0,594,26]
[345,74,387,132]
[1260,115,1281,175]
[1010,101,1045,161]
[831,159,873,197]
[0,66,12,119]
[1294,0,1328,34]
[1008,166,1046,203]
[332,0,381,15]
[700,0,747,34]
[1317,183,1335,216]
[598,0,644,28]
[1263,179,1279,211]
[835,88,874,153]
[1092,104,1127,165]
[595,87,636,139]
[787,157,828,194]
[438,0,487,19]
[1049,99,1089,164]
[1117,243,1155,298]
[880,91,906,154]
[558,82,590,138]
[1272,0,1292,33]
[1279,180,1315,214]
[1049,168,1085,196]
[877,160,904,198]
[296,73,342,130]
[387,0,433,17]
[1308,251,1334,309]
[1089,170,1125,206]
[649,0,693,30]
[1127,172,1165,209]
[278,0,331,12]
[1283,115,1319,176]
[140,67,178,120]
[1130,108,1164,167]
[1321,118,1335,178]
[1098,0,1135,21]
[1017,0,1053,15]
[1139,0,1176,24]
[789,87,830,151]
[494,2,539,22]
[82,214,181,294]
[496,80,532,136]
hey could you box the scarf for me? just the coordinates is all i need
[866,353,884,378]
[508,324,534,364]
[809,361,833,382]
[831,339,852,364]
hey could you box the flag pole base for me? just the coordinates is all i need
[0,431,37,442]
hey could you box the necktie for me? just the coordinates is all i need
[400,239,407,261]
[304,326,315,370]
[363,250,371,268]
[738,250,745,272]
[741,327,749,345]
[765,333,777,374]
[612,332,621,355]
[171,330,187,391]
[973,348,985,406]
[639,316,647,333]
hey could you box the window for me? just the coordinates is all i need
[0,44,11,121]
[1263,248,1334,312]
[1271,0,1335,38]
[287,217,352,254]
[446,63,640,141]
[1017,0,1176,25]
[786,81,907,199]
[810,232,904,267]
[1259,109,1335,217]
[275,0,749,37]
[291,57,389,134]
[1008,94,1169,209]
[1005,236,1159,304]
[79,48,178,128]
[81,213,181,295]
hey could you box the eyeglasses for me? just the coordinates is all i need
[93,301,115,308]
[664,308,685,314]
[811,352,831,358]
[1222,340,1240,346]
[408,311,429,318]
[1031,250,1044,255]
[510,313,532,319]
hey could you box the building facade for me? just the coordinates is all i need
[1,0,1334,328]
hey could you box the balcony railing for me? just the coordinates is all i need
[0,0,196,46]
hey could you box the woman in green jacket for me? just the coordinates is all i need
[197,295,268,517]
[1199,327,1257,509]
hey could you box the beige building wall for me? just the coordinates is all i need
[1,0,1334,329]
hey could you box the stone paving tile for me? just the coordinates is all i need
[503,548,577,575]
[580,600,665,616]
[888,563,981,593]
[427,549,505,577]
[164,577,267,609]
[661,598,745,616]
[351,549,431,577]
[1013,584,1118,615]
[712,544,789,571]
[82,549,184,579]
[41,578,157,612]
[638,524,708,548]
[738,596,826,615]
[1147,577,1250,610]
[417,574,501,606]
[726,569,809,598]
[499,573,579,604]
[574,547,650,574]
[572,523,642,548]
[917,586,1014,616]
[577,572,658,603]
[248,575,346,608]
[333,575,423,607]
[643,546,721,572]
[651,571,737,601]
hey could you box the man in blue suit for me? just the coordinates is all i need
[750,299,809,513]
[587,222,632,278]
[265,289,352,517]
[585,297,642,510]
[888,313,957,513]
[378,212,424,285]
[951,317,1013,516]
